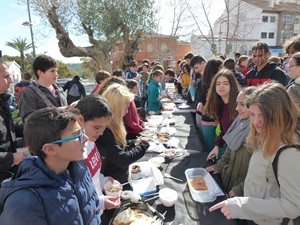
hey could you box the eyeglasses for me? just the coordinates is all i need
[51,128,85,144]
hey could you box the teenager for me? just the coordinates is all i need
[96,84,149,185]
[0,107,100,224]
[124,79,144,139]
[210,83,300,225]
[18,55,67,121]
[204,69,240,159]
[146,70,164,112]
[206,87,256,197]
[75,95,121,221]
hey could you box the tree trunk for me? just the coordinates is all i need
[118,28,143,70]
[47,5,112,73]
[20,52,25,75]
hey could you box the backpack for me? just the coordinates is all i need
[68,83,80,97]
[14,86,25,104]
[272,145,300,225]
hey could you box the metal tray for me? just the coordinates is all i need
[109,200,163,225]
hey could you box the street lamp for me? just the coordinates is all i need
[23,0,36,58]
[218,19,228,55]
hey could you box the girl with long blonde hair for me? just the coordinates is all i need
[95,84,149,185]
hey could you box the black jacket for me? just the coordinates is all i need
[95,128,149,184]
[245,62,286,86]
[63,80,86,97]
[0,93,17,182]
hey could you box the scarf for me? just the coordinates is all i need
[223,117,250,151]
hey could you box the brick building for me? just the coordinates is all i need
[110,34,191,70]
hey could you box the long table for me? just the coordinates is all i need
[140,112,237,225]
[105,110,237,224]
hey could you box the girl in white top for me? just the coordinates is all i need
[76,95,120,217]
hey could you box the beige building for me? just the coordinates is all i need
[192,0,300,58]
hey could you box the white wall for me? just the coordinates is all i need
[259,13,278,46]
[190,35,257,60]
[8,61,21,82]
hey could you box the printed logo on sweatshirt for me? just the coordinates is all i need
[85,145,102,177]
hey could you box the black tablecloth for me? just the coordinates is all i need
[142,150,237,225]
[105,112,238,225]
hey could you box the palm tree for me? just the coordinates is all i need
[6,37,32,74]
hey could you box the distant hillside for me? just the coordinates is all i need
[67,63,83,72]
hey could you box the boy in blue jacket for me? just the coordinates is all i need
[0,107,100,225]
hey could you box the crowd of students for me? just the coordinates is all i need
[0,34,300,225]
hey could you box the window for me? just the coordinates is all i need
[269,32,275,39]
[262,16,268,22]
[284,14,293,23]
[146,44,153,52]
[161,43,168,51]
[270,16,276,22]
[261,32,267,39]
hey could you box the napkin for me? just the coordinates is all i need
[147,142,166,153]
[152,166,164,186]
[166,137,180,148]
[160,127,176,135]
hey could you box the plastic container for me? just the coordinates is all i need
[185,168,217,203]
[128,161,157,196]
[146,115,163,126]
[104,180,123,197]
[159,188,178,207]
[148,157,165,168]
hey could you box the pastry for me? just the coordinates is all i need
[190,177,208,190]
[131,165,142,180]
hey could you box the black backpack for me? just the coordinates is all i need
[272,145,300,225]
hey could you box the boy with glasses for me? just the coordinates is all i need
[0,107,100,224]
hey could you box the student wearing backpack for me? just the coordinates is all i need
[14,72,32,104]
[210,82,300,225]
[63,75,86,105]
[18,55,68,121]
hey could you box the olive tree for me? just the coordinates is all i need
[27,0,156,72]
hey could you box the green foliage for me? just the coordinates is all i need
[28,0,157,70]
[6,37,33,73]
[57,61,79,78]
[67,63,91,79]
[6,37,32,54]
[80,57,98,79]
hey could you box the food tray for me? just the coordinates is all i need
[185,168,217,203]
[109,201,163,225]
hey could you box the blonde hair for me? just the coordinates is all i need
[102,84,134,148]
[246,82,300,157]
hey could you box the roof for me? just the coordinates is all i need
[243,0,300,13]
[4,61,21,68]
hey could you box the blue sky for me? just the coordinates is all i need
[0,0,224,63]
[0,0,81,63]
